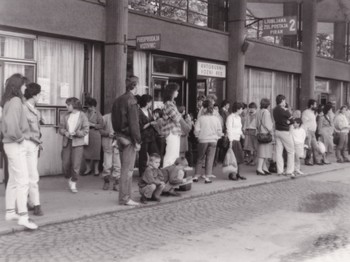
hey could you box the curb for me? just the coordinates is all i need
[1,163,349,236]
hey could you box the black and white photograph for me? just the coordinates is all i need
[1,0,350,261]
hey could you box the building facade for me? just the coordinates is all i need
[0,0,350,176]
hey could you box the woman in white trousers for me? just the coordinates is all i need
[1,73,38,230]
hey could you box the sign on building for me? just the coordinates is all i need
[197,61,226,78]
[136,34,161,50]
[262,16,297,37]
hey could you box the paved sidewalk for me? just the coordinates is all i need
[0,158,349,235]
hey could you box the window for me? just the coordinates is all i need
[36,37,84,106]
[153,55,185,76]
[0,34,35,60]
[128,0,228,31]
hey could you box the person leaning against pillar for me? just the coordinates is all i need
[302,99,322,165]
[111,75,141,206]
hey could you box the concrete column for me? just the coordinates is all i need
[300,0,317,109]
[227,0,246,103]
[104,0,128,113]
[282,2,298,49]
[333,22,346,60]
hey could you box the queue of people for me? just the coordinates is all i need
[2,72,350,229]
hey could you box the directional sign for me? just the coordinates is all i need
[136,34,161,50]
[262,16,297,37]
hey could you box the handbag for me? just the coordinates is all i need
[256,111,272,144]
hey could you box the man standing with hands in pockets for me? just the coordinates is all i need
[112,76,141,206]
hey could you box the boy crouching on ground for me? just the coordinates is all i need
[100,113,121,190]
[161,157,189,197]
[139,153,165,204]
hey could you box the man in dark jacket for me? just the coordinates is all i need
[273,94,295,177]
[112,75,141,206]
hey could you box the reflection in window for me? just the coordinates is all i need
[153,55,185,76]
[128,0,227,31]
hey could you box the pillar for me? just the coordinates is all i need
[227,0,246,103]
[282,2,298,49]
[104,0,128,113]
[333,22,347,60]
[300,0,317,109]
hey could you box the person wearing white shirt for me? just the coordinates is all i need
[334,106,350,163]
[226,102,246,181]
[302,99,322,165]
[291,118,307,176]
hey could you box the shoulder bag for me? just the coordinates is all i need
[256,111,272,144]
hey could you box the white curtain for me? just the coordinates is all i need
[249,68,273,108]
[275,72,295,109]
[4,36,25,59]
[133,51,148,95]
[37,37,84,106]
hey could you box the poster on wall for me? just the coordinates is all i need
[37,77,51,104]
[60,83,70,98]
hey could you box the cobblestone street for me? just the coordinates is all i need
[1,169,350,262]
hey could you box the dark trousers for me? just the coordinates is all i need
[62,141,84,182]
[156,136,166,167]
[139,140,159,176]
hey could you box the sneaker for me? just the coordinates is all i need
[295,170,304,175]
[124,199,140,206]
[68,179,78,193]
[291,174,296,179]
[207,174,216,178]
[5,212,20,221]
[18,216,38,230]
[33,205,44,216]
[204,179,212,184]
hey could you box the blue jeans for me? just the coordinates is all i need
[195,142,217,177]
[117,137,137,205]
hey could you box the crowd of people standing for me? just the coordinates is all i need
[1,72,350,229]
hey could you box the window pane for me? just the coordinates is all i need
[153,55,185,76]
[0,35,34,60]
[189,0,208,15]
[161,5,187,22]
[37,37,84,106]
[162,0,187,9]
[188,12,208,26]
[128,0,159,14]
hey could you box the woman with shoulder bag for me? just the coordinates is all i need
[256,98,274,176]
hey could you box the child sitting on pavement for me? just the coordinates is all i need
[100,113,121,191]
[139,153,165,204]
[161,156,191,197]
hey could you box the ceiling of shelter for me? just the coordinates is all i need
[247,0,350,22]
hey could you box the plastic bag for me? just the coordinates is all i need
[316,141,326,154]
[222,148,238,175]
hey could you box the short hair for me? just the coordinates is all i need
[197,94,206,102]
[85,97,97,107]
[149,153,161,161]
[294,118,302,125]
[242,103,247,109]
[178,106,186,114]
[66,97,82,110]
[207,94,217,103]
[202,99,214,114]
[248,102,257,109]
[220,100,230,108]
[276,95,286,105]
[163,83,179,102]
[126,75,139,91]
[24,83,41,100]
[139,94,152,108]
[153,108,163,117]
[260,98,270,109]
[231,102,243,113]
[340,105,348,111]
[323,104,332,115]
[308,99,317,108]
[135,95,141,105]
[174,156,189,167]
